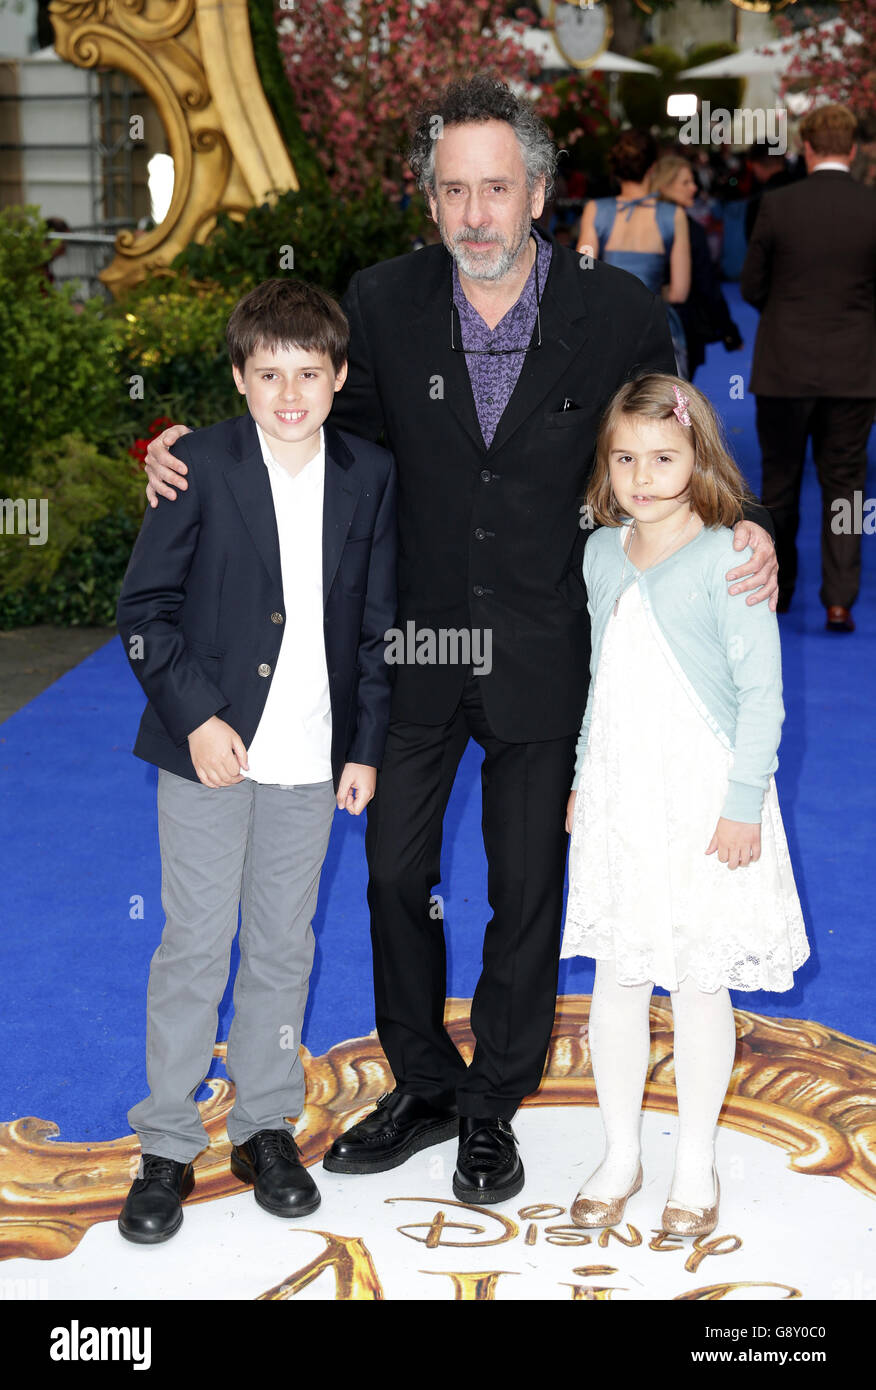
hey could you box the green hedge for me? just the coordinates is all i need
[617,42,746,138]
[684,44,745,118]
[170,182,421,298]
[109,271,246,433]
[618,45,687,132]
[0,207,129,482]
[0,71,422,627]
[0,432,145,628]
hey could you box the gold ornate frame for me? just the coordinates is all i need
[1,996,873,1263]
[549,1,613,71]
[48,0,298,295]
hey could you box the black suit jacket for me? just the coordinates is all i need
[330,231,769,743]
[743,165,802,243]
[116,412,397,789]
[680,215,739,377]
[740,169,876,398]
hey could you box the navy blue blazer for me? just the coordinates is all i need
[116,411,397,790]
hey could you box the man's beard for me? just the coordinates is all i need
[438,206,533,282]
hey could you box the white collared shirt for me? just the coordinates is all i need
[242,422,333,785]
[811,161,850,173]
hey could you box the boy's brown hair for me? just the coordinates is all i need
[586,373,755,528]
[225,277,349,374]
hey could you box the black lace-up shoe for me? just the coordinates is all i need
[452,1117,524,1205]
[322,1090,459,1175]
[230,1128,320,1217]
[118,1154,195,1244]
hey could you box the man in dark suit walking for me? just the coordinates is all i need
[741,104,876,631]
[743,142,802,243]
[146,76,778,1204]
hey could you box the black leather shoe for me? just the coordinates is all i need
[118,1154,195,1244]
[230,1129,321,1218]
[826,604,855,633]
[453,1117,524,1205]
[322,1090,459,1174]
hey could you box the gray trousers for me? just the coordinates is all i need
[128,769,336,1163]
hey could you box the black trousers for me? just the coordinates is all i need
[364,673,577,1121]
[755,395,875,609]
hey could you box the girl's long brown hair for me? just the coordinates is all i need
[586,373,755,528]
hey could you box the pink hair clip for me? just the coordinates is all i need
[672,384,692,427]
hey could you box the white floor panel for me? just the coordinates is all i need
[3,1106,873,1301]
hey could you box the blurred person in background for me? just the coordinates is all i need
[743,143,801,243]
[741,104,876,632]
[649,155,743,381]
[578,130,690,377]
[41,217,70,288]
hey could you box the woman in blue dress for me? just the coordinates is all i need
[578,131,691,377]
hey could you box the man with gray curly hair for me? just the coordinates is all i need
[407,73,558,284]
[145,73,778,1206]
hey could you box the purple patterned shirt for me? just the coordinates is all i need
[451,225,553,448]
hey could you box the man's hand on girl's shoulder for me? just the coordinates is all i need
[726,519,778,610]
[145,424,193,507]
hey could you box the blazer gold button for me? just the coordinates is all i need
[271,612,284,624]
[258,663,272,677]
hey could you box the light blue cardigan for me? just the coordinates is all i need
[571,522,784,823]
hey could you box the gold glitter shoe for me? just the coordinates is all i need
[660,1169,720,1237]
[570,1163,643,1229]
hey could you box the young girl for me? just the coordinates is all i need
[562,373,809,1236]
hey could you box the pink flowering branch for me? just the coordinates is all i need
[275,1,569,198]
[774,2,876,182]
[776,3,876,123]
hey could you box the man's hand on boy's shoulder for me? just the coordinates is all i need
[145,423,192,508]
[337,763,377,816]
[188,715,249,787]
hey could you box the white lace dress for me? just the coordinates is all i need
[562,581,809,993]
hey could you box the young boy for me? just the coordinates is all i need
[115,277,397,1243]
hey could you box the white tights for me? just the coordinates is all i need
[580,957,738,1208]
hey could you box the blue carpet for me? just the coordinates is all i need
[1,284,873,1143]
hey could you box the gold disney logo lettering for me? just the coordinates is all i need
[255,1198,794,1302]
